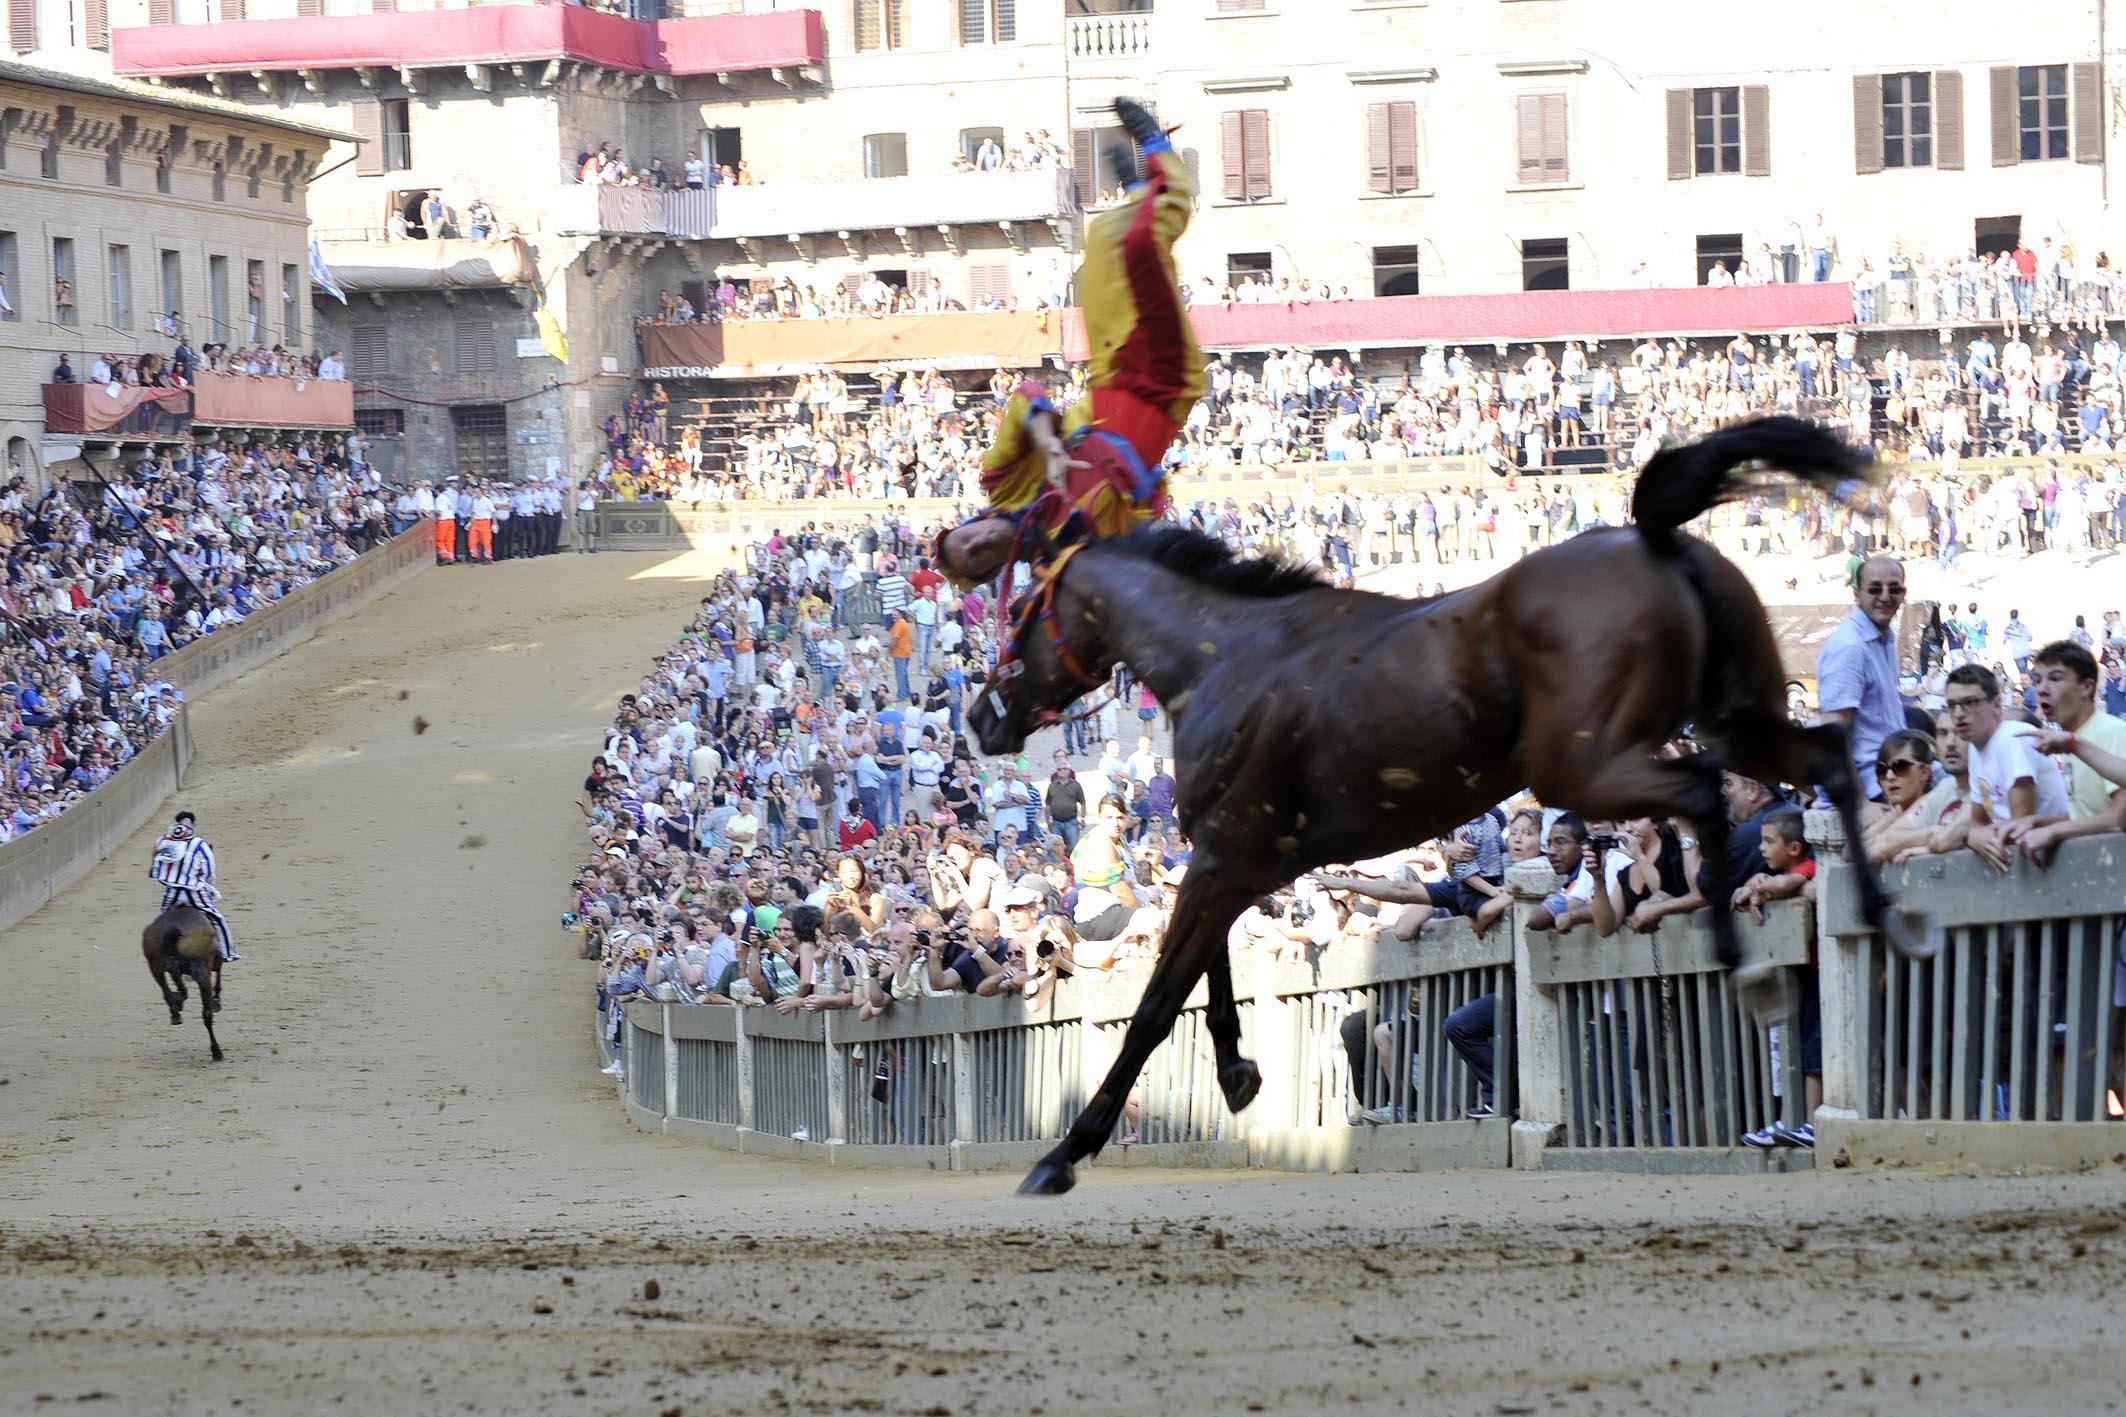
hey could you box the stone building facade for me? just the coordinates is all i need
[0,56,342,486]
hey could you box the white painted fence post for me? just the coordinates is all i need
[1507,859,1565,1167]
[733,1003,756,1133]
[823,1013,848,1147]
[661,1003,678,1126]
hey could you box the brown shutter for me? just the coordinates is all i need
[1220,109,1245,201]
[148,0,172,24]
[1852,75,1883,174]
[1215,0,1264,9]
[1539,93,1568,182]
[1741,85,1769,176]
[222,0,244,18]
[371,0,395,10]
[1934,69,1964,170]
[1365,102,1391,193]
[1070,126,1096,200]
[909,268,929,295]
[8,0,35,52]
[298,0,322,13]
[83,0,107,50]
[1664,89,1691,179]
[1241,108,1270,199]
[1388,101,1417,192]
[350,98,384,176]
[852,0,879,52]
[1989,66,2019,166]
[840,271,863,300]
[2072,61,2102,164]
[1516,94,1544,183]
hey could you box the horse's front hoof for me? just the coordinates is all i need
[1882,907,1941,961]
[1730,961,1790,1026]
[1219,1059,1262,1113]
[1018,1158,1078,1196]
[210,1045,225,1062]
[168,1009,184,1026]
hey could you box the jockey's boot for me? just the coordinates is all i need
[1113,96,1173,159]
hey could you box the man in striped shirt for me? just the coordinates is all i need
[150,810,239,961]
[874,563,910,617]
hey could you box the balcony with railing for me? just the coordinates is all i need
[553,168,1078,242]
[1066,11,1152,64]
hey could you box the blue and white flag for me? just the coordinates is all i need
[309,236,347,305]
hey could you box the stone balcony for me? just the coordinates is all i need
[553,168,1080,256]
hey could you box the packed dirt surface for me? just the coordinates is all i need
[2,550,2120,1416]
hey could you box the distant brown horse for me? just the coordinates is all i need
[969,416,1930,1194]
[143,904,223,1062]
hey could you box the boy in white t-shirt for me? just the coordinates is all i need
[1946,664,2070,871]
[2019,639,2126,856]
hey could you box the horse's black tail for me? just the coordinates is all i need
[1631,416,1875,556]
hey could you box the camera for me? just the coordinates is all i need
[1588,833,1621,855]
[1035,940,1057,960]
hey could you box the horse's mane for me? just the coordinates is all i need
[1097,524,1329,599]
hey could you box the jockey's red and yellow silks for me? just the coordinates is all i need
[977,149,1207,548]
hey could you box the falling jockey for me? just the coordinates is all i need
[151,810,239,962]
[936,95,1208,586]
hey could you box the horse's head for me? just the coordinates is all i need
[968,549,1109,758]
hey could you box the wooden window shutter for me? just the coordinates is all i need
[1070,127,1096,201]
[1989,66,2018,166]
[1241,108,1270,199]
[222,0,244,18]
[1365,102,1391,193]
[1851,75,1884,174]
[8,0,36,52]
[298,0,323,14]
[1539,93,1568,182]
[371,0,396,10]
[852,0,880,52]
[986,263,1011,300]
[840,272,863,299]
[1220,110,1245,201]
[1934,69,1964,170]
[909,269,930,295]
[1216,0,1265,9]
[148,0,172,24]
[1740,85,1769,176]
[1664,88,1691,180]
[455,318,495,375]
[1515,95,1543,183]
[83,0,107,50]
[2072,61,2102,164]
[1388,101,1416,192]
[350,99,384,176]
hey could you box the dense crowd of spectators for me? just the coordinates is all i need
[49,336,349,391]
[575,505,2126,1142]
[0,438,402,844]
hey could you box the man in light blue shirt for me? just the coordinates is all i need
[1816,555,1906,798]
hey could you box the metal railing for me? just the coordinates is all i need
[1818,834,2124,1131]
[609,828,2126,1174]
[1524,905,1810,1152]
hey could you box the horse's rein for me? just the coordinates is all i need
[994,542,1106,725]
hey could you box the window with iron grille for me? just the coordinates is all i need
[1881,72,1932,168]
[354,407,405,438]
[1693,87,1740,175]
[2018,64,2068,161]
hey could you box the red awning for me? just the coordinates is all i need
[112,4,823,78]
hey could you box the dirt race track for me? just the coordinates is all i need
[2,552,2121,1417]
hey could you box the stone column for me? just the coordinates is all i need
[1507,858,1564,1168]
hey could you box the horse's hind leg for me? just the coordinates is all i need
[1204,952,1260,1113]
[199,966,223,1062]
[148,959,184,1024]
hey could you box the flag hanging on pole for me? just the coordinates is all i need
[309,236,347,305]
[530,266,568,363]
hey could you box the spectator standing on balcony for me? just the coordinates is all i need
[937,97,1207,584]
[683,154,705,189]
[975,135,1003,173]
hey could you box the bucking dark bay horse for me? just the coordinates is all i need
[969,416,1931,1195]
[144,903,224,1061]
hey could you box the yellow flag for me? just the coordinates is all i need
[534,299,569,363]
